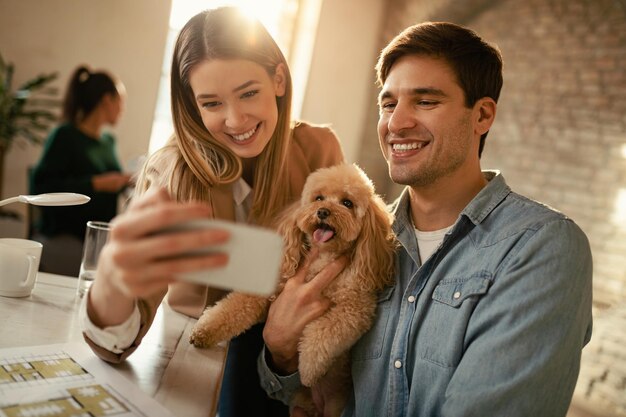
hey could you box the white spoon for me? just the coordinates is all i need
[0,193,91,207]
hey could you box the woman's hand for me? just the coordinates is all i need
[262,250,347,374]
[87,187,230,328]
[92,171,132,192]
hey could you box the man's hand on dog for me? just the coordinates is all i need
[263,248,347,375]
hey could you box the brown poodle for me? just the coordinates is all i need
[189,163,396,416]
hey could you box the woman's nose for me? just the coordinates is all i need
[225,105,247,129]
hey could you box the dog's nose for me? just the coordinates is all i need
[317,208,330,220]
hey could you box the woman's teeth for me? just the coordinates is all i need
[231,126,257,141]
[392,142,426,151]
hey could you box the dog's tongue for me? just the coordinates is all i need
[313,228,334,243]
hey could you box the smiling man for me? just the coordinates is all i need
[259,22,593,417]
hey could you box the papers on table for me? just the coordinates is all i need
[0,342,175,417]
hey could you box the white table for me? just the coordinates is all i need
[0,272,227,417]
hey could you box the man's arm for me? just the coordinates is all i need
[257,345,303,404]
[258,254,347,404]
[442,219,593,417]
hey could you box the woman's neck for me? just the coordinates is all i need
[241,158,256,186]
[77,112,104,139]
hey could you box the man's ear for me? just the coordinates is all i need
[474,97,496,136]
[273,63,287,97]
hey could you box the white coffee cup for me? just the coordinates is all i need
[0,238,43,297]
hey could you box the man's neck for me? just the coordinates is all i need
[408,169,487,231]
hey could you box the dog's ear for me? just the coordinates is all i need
[352,194,396,292]
[277,201,307,278]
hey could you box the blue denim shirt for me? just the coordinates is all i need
[258,171,593,417]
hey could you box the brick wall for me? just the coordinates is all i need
[356,0,626,414]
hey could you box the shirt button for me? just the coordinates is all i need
[407,295,416,303]
[394,360,402,369]
[270,381,276,388]
[453,291,461,299]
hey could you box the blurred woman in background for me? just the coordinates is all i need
[30,65,131,276]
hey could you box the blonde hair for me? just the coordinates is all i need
[141,7,293,226]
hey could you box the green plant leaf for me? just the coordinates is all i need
[0,51,60,153]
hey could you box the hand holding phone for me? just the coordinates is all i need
[160,219,283,296]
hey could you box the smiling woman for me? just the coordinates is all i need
[148,0,304,154]
[80,6,345,417]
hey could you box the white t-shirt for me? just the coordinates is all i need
[81,178,253,353]
[414,225,453,265]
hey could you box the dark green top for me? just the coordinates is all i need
[30,123,123,239]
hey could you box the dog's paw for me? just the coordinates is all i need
[299,356,327,387]
[189,325,221,348]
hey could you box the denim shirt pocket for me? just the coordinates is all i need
[432,274,491,307]
[419,272,492,368]
[351,285,395,361]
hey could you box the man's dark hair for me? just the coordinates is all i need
[376,22,503,157]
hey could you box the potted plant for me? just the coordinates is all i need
[0,51,59,202]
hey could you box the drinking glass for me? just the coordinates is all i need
[77,221,110,297]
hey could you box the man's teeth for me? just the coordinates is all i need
[392,142,426,151]
[231,126,257,141]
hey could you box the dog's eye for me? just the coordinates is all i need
[342,199,354,209]
[315,195,324,201]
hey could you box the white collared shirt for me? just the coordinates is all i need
[232,176,253,223]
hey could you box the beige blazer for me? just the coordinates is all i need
[84,121,344,363]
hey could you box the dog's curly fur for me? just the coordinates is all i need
[189,163,396,416]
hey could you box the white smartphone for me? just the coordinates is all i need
[160,219,283,296]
